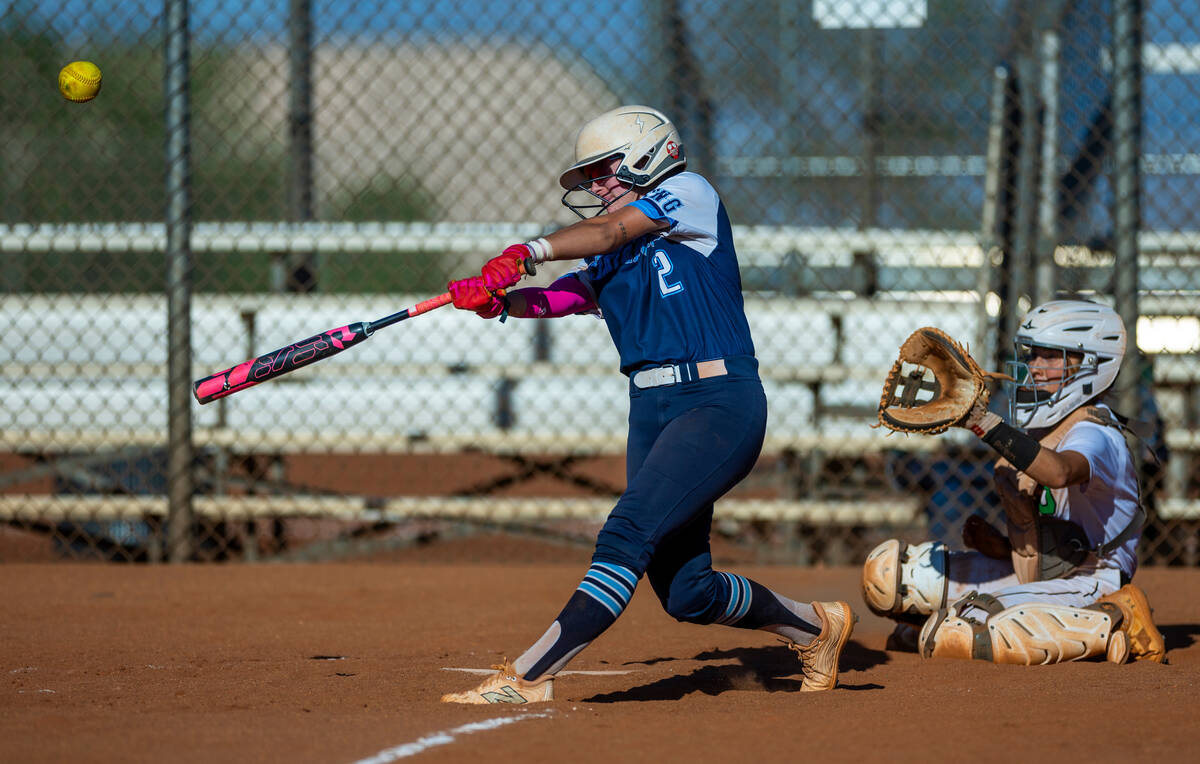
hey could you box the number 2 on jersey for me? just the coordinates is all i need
[652,250,683,297]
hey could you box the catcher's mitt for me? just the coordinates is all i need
[877,327,1005,435]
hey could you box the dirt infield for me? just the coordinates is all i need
[3,542,1199,764]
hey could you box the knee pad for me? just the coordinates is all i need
[919,595,1128,665]
[861,539,948,619]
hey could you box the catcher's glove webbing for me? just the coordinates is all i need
[877,327,1005,435]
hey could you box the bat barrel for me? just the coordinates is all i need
[193,321,370,404]
[191,278,506,405]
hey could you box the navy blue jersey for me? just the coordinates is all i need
[570,172,755,374]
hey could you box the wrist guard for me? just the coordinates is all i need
[980,421,1041,472]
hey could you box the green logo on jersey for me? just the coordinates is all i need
[1038,486,1057,515]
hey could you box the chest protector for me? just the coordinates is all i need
[994,406,1144,583]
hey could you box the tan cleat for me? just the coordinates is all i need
[1097,584,1167,664]
[440,660,555,704]
[786,600,857,692]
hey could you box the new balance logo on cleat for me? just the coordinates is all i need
[441,660,555,704]
[481,685,533,704]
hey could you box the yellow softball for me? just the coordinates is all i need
[58,61,102,103]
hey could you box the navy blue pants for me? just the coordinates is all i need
[592,356,767,623]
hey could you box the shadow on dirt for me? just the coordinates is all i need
[589,641,887,702]
[1162,623,1200,652]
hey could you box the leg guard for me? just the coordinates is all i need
[861,540,948,620]
[989,601,1127,665]
[918,591,1003,661]
[919,596,1129,665]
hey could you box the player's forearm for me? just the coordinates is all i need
[1020,448,1090,488]
[973,414,1089,487]
[540,217,626,261]
[537,206,662,262]
[503,283,596,318]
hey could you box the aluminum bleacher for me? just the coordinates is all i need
[0,293,980,448]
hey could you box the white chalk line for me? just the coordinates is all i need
[350,712,553,764]
[442,667,634,676]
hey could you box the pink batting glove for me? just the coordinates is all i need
[448,277,506,318]
[481,245,529,291]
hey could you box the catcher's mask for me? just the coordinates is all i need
[558,105,686,219]
[1005,300,1126,430]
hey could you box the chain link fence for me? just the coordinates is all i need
[1,0,1197,565]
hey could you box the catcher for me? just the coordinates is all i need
[864,299,1167,666]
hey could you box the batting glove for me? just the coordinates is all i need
[481,247,529,292]
[482,238,551,291]
[448,276,506,319]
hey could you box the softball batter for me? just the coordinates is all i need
[440,105,855,703]
[863,300,1167,665]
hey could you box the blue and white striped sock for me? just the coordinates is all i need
[515,562,639,680]
[712,574,822,642]
[577,561,639,618]
[714,572,754,625]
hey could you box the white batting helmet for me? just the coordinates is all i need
[558,105,686,218]
[1007,299,1128,429]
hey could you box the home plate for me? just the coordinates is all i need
[443,667,635,675]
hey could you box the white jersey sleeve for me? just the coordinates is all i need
[635,172,721,257]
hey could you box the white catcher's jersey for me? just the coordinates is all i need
[1045,407,1140,579]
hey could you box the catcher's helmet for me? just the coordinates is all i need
[1007,300,1127,430]
[558,105,686,218]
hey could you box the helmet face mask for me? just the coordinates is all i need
[1004,300,1127,430]
[560,155,638,219]
[558,105,686,219]
[1006,344,1098,428]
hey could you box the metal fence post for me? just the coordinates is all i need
[1112,0,1142,418]
[287,0,316,292]
[1035,30,1061,305]
[165,0,194,563]
[1006,47,1040,343]
[981,65,1012,368]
